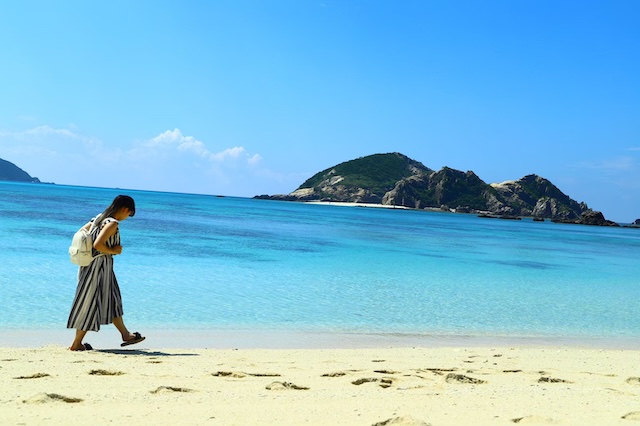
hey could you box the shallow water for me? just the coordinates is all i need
[1,181,639,341]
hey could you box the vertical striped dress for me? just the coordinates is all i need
[67,217,123,331]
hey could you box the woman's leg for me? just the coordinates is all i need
[70,329,88,351]
[112,316,136,341]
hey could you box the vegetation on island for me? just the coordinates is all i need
[0,158,39,183]
[299,153,432,199]
[256,152,622,226]
[1,154,628,226]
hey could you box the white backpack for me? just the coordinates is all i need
[69,220,105,266]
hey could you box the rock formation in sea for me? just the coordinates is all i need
[255,152,616,224]
[0,158,40,183]
[552,211,619,227]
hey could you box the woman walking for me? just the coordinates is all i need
[67,195,145,351]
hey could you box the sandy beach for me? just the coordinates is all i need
[2,340,640,425]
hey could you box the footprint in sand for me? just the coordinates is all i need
[247,372,281,377]
[371,415,432,426]
[322,371,347,377]
[538,376,572,384]
[626,377,640,385]
[89,369,124,376]
[622,411,640,421]
[151,386,195,394]
[321,369,361,377]
[374,369,399,374]
[212,371,281,378]
[352,378,393,388]
[212,371,247,378]
[445,373,486,384]
[419,368,457,376]
[265,381,309,390]
[14,373,50,379]
[23,393,83,404]
[511,415,557,424]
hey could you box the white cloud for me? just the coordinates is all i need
[149,128,182,146]
[144,128,260,165]
[206,146,240,161]
[248,154,263,165]
[177,138,208,156]
[0,125,267,195]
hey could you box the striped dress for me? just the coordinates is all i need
[67,217,123,331]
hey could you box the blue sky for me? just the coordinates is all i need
[0,1,638,221]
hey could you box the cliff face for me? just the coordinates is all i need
[0,158,40,183]
[255,152,596,221]
[490,175,587,219]
[383,167,498,212]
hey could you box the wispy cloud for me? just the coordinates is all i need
[573,156,636,171]
[0,125,270,194]
[1,125,94,143]
[0,125,103,157]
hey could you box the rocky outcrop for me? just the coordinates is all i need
[580,211,619,226]
[553,211,619,227]
[490,175,586,219]
[0,158,40,183]
[383,167,497,212]
[381,174,430,209]
[255,152,614,224]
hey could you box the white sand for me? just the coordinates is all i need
[2,343,639,425]
[305,201,410,209]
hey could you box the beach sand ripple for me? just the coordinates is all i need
[2,345,639,425]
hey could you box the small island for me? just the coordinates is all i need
[255,152,622,227]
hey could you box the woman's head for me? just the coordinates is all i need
[97,195,136,222]
[111,195,136,217]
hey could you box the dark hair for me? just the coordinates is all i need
[95,195,136,224]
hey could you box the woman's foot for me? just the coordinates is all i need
[69,343,93,351]
[121,332,145,347]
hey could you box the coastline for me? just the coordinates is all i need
[2,328,640,350]
[305,200,411,209]
[2,343,639,425]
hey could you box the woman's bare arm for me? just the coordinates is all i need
[93,221,122,255]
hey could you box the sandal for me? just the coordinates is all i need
[121,332,145,347]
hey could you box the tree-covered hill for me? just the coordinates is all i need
[254,152,613,223]
[0,158,39,183]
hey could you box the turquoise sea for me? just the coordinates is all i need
[1,181,639,347]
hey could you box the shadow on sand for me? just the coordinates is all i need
[96,349,199,357]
